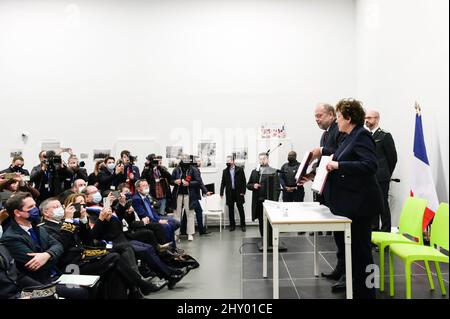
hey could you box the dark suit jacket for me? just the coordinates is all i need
[372,128,397,183]
[323,125,383,219]
[132,193,161,222]
[98,167,127,193]
[321,120,347,156]
[220,166,247,205]
[0,220,63,283]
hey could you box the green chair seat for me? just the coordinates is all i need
[371,232,418,245]
[390,243,449,263]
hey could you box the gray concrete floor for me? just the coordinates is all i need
[149,225,260,299]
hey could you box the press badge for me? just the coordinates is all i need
[155,178,160,183]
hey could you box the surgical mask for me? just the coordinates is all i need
[12,166,22,172]
[52,207,65,221]
[141,188,150,196]
[226,163,231,168]
[78,186,86,193]
[107,163,115,171]
[92,192,102,204]
[288,157,296,164]
[25,207,41,223]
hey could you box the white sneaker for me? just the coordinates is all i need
[188,235,194,241]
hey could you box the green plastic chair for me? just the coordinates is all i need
[389,203,449,299]
[371,197,429,291]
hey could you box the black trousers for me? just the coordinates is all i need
[256,200,272,246]
[282,189,305,202]
[372,181,391,232]
[351,216,376,299]
[228,191,246,227]
[334,231,346,275]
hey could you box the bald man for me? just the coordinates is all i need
[365,110,397,232]
[279,151,305,202]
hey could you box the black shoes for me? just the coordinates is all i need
[331,275,346,293]
[168,267,189,290]
[241,226,246,232]
[139,278,168,295]
[200,229,212,235]
[321,270,343,281]
[229,226,236,232]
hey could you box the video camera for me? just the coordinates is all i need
[129,155,137,165]
[145,154,163,167]
[43,151,62,172]
[180,155,198,169]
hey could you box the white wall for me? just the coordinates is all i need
[0,0,356,223]
[355,0,449,225]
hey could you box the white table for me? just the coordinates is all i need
[262,201,353,299]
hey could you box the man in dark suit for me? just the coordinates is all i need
[132,179,180,246]
[303,104,346,256]
[247,153,280,246]
[0,192,88,298]
[365,110,398,232]
[220,156,247,232]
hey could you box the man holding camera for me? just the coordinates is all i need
[63,155,88,191]
[98,156,127,194]
[141,154,173,216]
[120,150,140,194]
[30,150,74,203]
[170,156,202,241]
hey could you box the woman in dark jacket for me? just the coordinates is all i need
[323,98,383,299]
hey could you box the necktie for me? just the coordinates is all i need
[321,130,329,147]
[143,197,156,220]
[28,228,41,248]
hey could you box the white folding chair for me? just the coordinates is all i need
[200,194,224,232]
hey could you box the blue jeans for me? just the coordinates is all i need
[157,198,167,216]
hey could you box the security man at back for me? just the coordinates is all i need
[220,155,247,232]
[279,151,304,202]
[365,110,397,232]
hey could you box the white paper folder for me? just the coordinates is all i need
[311,155,333,194]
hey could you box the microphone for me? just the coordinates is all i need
[266,143,283,157]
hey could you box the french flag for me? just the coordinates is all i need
[411,106,439,231]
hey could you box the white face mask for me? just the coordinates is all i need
[141,188,150,196]
[53,207,65,221]
[107,163,116,171]
[78,186,86,193]
[92,191,102,204]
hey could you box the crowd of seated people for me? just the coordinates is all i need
[0,150,206,299]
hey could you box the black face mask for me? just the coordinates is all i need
[12,166,22,172]
[288,157,296,163]
[226,163,231,168]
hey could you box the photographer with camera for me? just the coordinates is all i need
[0,173,40,201]
[1,156,30,176]
[29,150,74,203]
[120,150,140,194]
[97,156,127,193]
[170,155,202,242]
[63,155,88,191]
[141,154,173,216]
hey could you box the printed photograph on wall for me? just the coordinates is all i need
[260,123,287,139]
[10,149,23,158]
[166,146,183,159]
[198,142,216,168]
[93,149,111,160]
